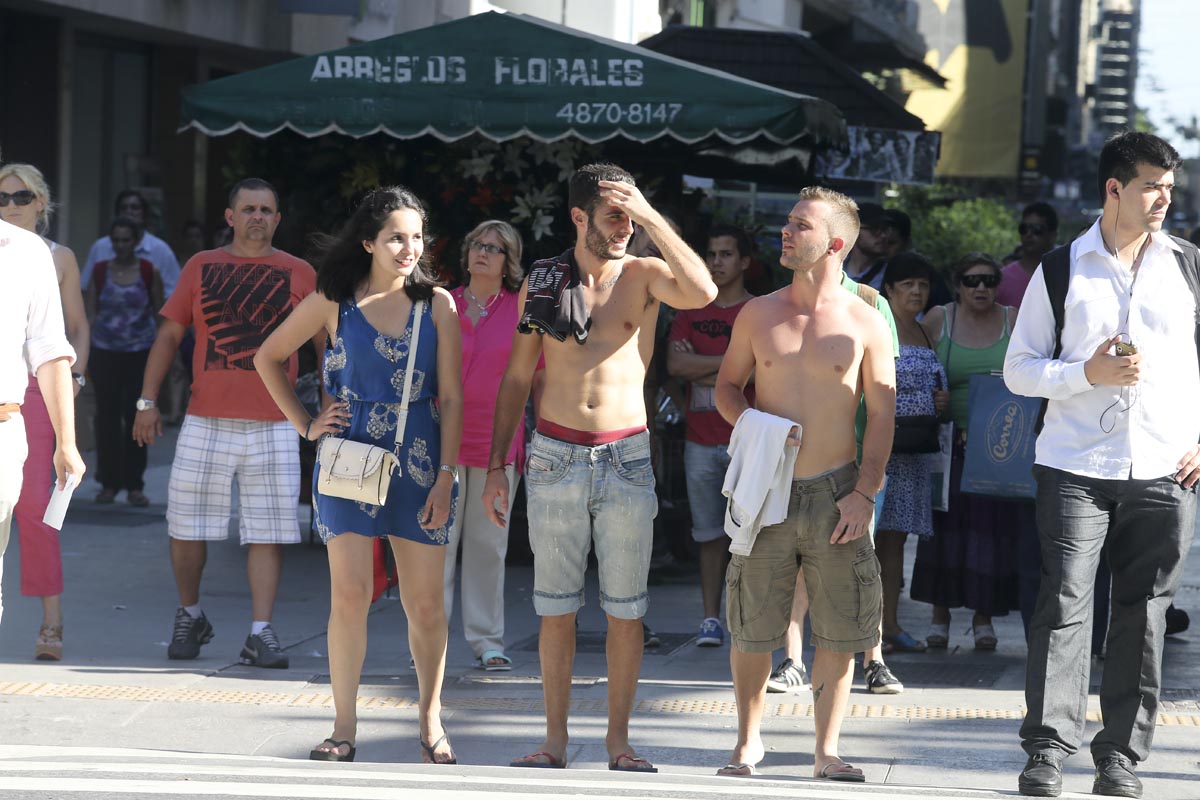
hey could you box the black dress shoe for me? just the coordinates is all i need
[1018,753,1062,797]
[1093,754,1142,798]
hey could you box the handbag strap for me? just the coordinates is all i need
[392,299,425,455]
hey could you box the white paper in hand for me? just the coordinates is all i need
[42,472,81,530]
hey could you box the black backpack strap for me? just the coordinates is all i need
[1035,244,1074,431]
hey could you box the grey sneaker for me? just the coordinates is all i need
[864,659,904,694]
[167,607,214,660]
[239,624,289,669]
[766,658,809,693]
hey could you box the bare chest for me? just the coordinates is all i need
[756,316,860,384]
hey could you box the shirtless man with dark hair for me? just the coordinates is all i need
[483,163,716,771]
[715,186,895,781]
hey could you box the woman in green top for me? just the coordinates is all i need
[911,253,1021,652]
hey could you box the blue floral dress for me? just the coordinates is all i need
[313,299,456,545]
[878,344,946,538]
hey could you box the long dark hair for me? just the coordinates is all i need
[312,185,438,303]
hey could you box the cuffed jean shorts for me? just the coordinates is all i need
[524,430,658,619]
[684,440,732,542]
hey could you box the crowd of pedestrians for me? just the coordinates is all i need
[0,130,1195,797]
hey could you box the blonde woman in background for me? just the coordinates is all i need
[0,162,89,661]
[445,220,540,671]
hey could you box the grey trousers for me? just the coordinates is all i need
[1020,465,1196,763]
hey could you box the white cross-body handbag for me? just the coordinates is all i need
[316,299,425,506]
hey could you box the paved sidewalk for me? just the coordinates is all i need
[0,429,1197,798]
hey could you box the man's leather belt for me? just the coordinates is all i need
[0,402,21,421]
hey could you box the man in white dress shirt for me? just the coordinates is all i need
[1005,132,1199,799]
[0,218,84,624]
[81,189,181,296]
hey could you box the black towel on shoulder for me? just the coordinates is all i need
[517,249,591,345]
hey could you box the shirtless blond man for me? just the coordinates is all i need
[483,163,716,772]
[714,186,894,781]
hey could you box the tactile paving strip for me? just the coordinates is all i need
[2,680,1196,725]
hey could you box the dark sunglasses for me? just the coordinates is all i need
[1018,223,1049,236]
[0,190,36,207]
[469,241,506,256]
[960,274,1001,289]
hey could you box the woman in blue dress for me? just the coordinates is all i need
[255,186,462,764]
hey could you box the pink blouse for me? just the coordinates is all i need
[453,286,529,469]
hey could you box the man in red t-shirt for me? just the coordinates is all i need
[133,178,321,669]
[667,224,755,648]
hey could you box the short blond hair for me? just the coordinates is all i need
[460,220,525,292]
[798,186,859,255]
[0,162,52,234]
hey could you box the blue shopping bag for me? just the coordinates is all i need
[959,373,1039,500]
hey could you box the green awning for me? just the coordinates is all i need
[180,12,845,149]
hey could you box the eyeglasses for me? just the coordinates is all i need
[469,241,506,256]
[960,274,1001,289]
[1018,223,1049,236]
[0,190,36,207]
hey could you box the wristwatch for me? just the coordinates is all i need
[135,397,156,411]
[438,464,458,479]
[72,372,86,389]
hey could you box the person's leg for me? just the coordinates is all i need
[800,463,880,777]
[876,530,908,638]
[246,544,283,622]
[315,532,375,758]
[122,350,151,497]
[14,382,64,632]
[1090,548,1111,658]
[723,489,799,773]
[89,348,122,497]
[1015,502,1041,641]
[684,442,730,623]
[699,538,730,619]
[0,415,30,626]
[1091,475,1196,764]
[441,467,467,625]
[171,539,208,606]
[725,646,772,771]
[1020,466,1112,761]
[391,535,455,762]
[459,465,516,659]
[811,648,858,776]
[514,433,590,766]
[237,420,301,624]
[593,432,658,765]
[784,572,809,661]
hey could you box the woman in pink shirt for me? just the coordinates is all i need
[445,220,536,671]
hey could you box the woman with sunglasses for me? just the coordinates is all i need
[911,253,1021,651]
[0,163,90,661]
[443,220,539,672]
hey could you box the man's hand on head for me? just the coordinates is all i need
[597,180,658,229]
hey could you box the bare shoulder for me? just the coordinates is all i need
[430,286,458,317]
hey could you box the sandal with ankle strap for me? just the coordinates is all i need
[35,624,63,661]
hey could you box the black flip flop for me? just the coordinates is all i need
[309,738,355,762]
[421,732,457,765]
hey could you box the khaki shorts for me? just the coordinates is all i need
[726,462,882,654]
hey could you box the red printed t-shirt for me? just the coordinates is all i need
[161,248,316,421]
[668,299,754,446]
[453,286,544,469]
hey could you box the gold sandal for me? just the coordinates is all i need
[35,624,63,661]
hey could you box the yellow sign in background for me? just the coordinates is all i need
[906,0,1029,179]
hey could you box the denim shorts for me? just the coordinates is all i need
[524,430,658,619]
[684,441,732,542]
[726,462,882,654]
